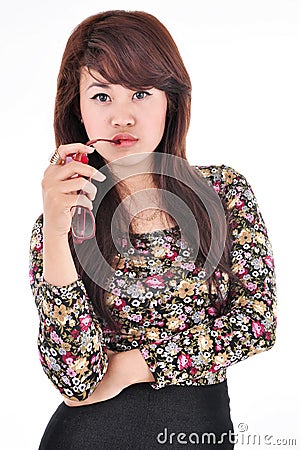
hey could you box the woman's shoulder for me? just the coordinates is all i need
[192,163,241,180]
[192,164,251,192]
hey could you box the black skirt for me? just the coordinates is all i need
[39,380,234,449]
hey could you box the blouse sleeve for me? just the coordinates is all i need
[29,215,109,400]
[139,166,277,389]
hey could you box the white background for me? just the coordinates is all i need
[0,0,299,448]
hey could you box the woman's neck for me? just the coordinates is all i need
[107,152,155,193]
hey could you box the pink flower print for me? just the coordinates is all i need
[164,270,174,279]
[178,353,193,370]
[66,368,77,377]
[215,344,222,352]
[50,330,63,345]
[166,250,178,261]
[181,262,196,271]
[252,321,265,338]
[245,213,255,224]
[131,314,143,323]
[39,352,45,365]
[214,319,224,329]
[112,287,121,296]
[265,298,272,306]
[29,269,34,285]
[265,331,271,340]
[264,255,274,269]
[90,355,97,365]
[247,282,257,293]
[114,298,126,310]
[62,352,76,365]
[207,307,217,316]
[209,364,220,373]
[145,275,165,289]
[236,199,245,210]
[71,329,80,339]
[238,267,248,277]
[79,314,92,331]
[140,347,149,358]
[213,181,221,194]
[190,367,198,375]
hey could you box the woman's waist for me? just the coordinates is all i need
[122,379,232,415]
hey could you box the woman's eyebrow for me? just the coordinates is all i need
[86,81,111,91]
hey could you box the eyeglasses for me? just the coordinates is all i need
[70,138,120,244]
[68,152,95,244]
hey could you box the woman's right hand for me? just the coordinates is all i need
[42,143,106,237]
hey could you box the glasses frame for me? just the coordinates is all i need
[69,138,119,243]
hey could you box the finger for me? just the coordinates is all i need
[45,160,106,183]
[69,193,94,211]
[55,143,94,160]
[62,178,97,201]
[58,160,106,182]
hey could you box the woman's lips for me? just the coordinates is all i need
[112,134,138,148]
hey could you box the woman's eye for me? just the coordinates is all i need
[133,91,151,100]
[91,93,110,102]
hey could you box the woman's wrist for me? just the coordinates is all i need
[42,222,70,240]
[43,226,78,286]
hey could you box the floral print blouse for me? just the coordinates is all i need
[29,165,277,401]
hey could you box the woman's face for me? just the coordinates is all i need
[79,68,168,165]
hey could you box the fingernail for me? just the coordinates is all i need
[93,171,106,182]
[86,145,95,153]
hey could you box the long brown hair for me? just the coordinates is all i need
[53,10,238,332]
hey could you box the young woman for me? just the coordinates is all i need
[29,10,277,449]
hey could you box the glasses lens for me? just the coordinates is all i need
[71,206,95,243]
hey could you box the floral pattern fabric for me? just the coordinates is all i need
[29,165,277,400]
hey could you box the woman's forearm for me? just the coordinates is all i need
[43,227,78,286]
[41,143,101,287]
[64,349,155,407]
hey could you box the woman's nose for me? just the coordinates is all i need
[110,107,135,128]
